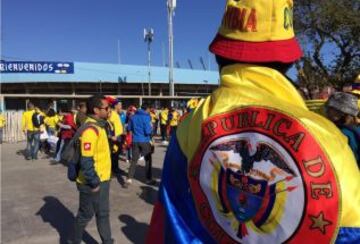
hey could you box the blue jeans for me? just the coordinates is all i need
[26,131,40,159]
[47,128,56,137]
[72,181,113,244]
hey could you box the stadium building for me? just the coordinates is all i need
[0,61,219,110]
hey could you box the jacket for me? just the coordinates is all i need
[107,110,123,153]
[147,64,360,243]
[76,117,111,188]
[128,109,152,143]
[60,113,76,140]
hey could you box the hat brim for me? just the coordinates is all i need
[209,34,303,63]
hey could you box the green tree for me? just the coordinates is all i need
[294,0,360,89]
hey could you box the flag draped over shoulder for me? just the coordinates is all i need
[146,65,360,244]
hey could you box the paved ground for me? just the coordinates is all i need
[1,141,167,244]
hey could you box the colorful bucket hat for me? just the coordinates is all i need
[209,0,303,63]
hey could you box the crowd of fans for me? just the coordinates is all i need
[19,97,200,168]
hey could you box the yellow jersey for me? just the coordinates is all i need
[150,111,158,124]
[21,109,38,132]
[169,111,180,127]
[160,109,169,125]
[44,115,60,129]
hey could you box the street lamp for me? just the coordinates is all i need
[144,28,154,96]
[167,0,176,97]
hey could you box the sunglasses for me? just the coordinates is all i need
[97,106,110,112]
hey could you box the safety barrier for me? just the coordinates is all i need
[2,111,26,143]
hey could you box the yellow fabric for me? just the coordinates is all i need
[150,112,158,124]
[21,109,38,131]
[219,0,295,42]
[305,99,326,116]
[170,111,180,127]
[160,109,169,125]
[355,74,360,83]
[108,110,123,136]
[177,64,360,228]
[108,110,123,153]
[76,117,111,184]
[0,114,5,128]
[44,115,59,129]
[187,98,199,109]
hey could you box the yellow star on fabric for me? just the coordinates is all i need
[309,212,332,234]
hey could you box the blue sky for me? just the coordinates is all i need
[1,0,224,70]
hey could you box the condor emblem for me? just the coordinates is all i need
[188,107,339,243]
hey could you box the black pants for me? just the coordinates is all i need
[111,150,120,173]
[128,142,152,180]
[72,181,113,244]
[160,124,167,141]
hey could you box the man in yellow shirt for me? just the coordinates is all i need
[106,97,124,175]
[160,107,169,142]
[44,108,59,136]
[21,102,41,160]
[150,108,159,136]
[0,109,5,144]
[71,95,113,244]
[169,108,180,135]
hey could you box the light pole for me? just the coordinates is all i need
[167,0,176,97]
[144,28,154,96]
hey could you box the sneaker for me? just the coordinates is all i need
[123,179,132,188]
[146,179,156,185]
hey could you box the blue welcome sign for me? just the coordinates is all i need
[0,61,74,74]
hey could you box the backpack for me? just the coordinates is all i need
[32,112,44,128]
[61,122,99,181]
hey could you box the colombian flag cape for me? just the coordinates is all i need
[147,64,360,243]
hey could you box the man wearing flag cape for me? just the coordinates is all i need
[147,0,360,243]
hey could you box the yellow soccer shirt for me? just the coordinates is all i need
[108,110,124,153]
[21,109,38,131]
[160,109,169,125]
[76,118,111,184]
[170,111,180,127]
[108,110,123,137]
[150,112,157,124]
[44,115,60,129]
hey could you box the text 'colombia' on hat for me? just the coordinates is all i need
[209,0,303,63]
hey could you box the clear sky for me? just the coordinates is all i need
[1,0,225,70]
